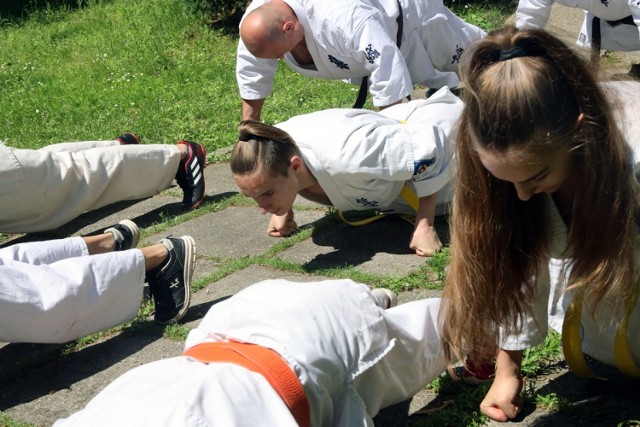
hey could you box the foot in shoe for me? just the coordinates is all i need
[147,235,196,324]
[104,219,140,251]
[116,132,140,145]
[175,140,206,210]
[461,357,496,384]
[370,288,398,309]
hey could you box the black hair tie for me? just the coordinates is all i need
[238,133,260,142]
[498,46,528,61]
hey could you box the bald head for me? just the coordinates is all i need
[240,0,302,58]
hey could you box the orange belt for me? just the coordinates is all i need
[182,341,311,427]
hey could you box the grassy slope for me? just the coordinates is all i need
[0,0,357,151]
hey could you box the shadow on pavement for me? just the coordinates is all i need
[0,325,165,411]
[304,214,450,271]
[180,295,232,323]
[527,369,640,426]
[1,191,238,247]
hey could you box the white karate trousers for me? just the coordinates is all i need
[0,140,181,233]
[0,237,145,343]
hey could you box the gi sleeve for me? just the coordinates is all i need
[408,124,452,198]
[236,39,279,100]
[352,16,413,107]
[499,264,551,350]
[515,0,556,29]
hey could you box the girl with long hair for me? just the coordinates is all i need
[441,25,640,421]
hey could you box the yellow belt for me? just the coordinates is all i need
[337,184,418,227]
[562,285,640,378]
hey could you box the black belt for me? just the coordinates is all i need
[353,0,404,109]
[607,15,635,27]
[592,15,635,52]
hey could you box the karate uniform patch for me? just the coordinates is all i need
[365,44,380,64]
[355,197,379,208]
[451,45,464,64]
[413,158,436,177]
[328,55,350,70]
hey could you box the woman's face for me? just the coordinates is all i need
[476,146,573,201]
[234,165,299,216]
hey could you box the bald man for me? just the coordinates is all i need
[236,0,485,121]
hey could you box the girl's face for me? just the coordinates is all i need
[235,165,299,216]
[476,146,573,201]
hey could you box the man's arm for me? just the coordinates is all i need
[242,98,266,121]
[515,0,556,29]
[236,35,277,121]
[353,17,413,107]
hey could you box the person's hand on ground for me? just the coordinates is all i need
[480,358,523,422]
[267,209,297,237]
[409,221,443,257]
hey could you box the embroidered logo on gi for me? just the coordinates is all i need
[328,55,350,70]
[451,45,464,64]
[601,0,609,6]
[413,158,436,176]
[365,44,380,64]
[355,197,379,208]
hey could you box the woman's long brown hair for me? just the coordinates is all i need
[441,26,640,364]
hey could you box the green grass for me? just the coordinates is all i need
[0,0,358,152]
[449,0,517,31]
[535,392,570,412]
[521,331,563,376]
[0,413,32,427]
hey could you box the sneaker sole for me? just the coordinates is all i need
[116,133,140,145]
[190,144,207,210]
[179,141,207,210]
[157,235,196,324]
[461,376,494,385]
[119,219,140,249]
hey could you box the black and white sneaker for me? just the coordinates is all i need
[147,236,196,324]
[104,219,140,251]
[115,132,140,145]
[175,140,206,210]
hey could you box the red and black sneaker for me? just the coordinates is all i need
[115,132,140,145]
[461,356,496,385]
[176,140,206,209]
